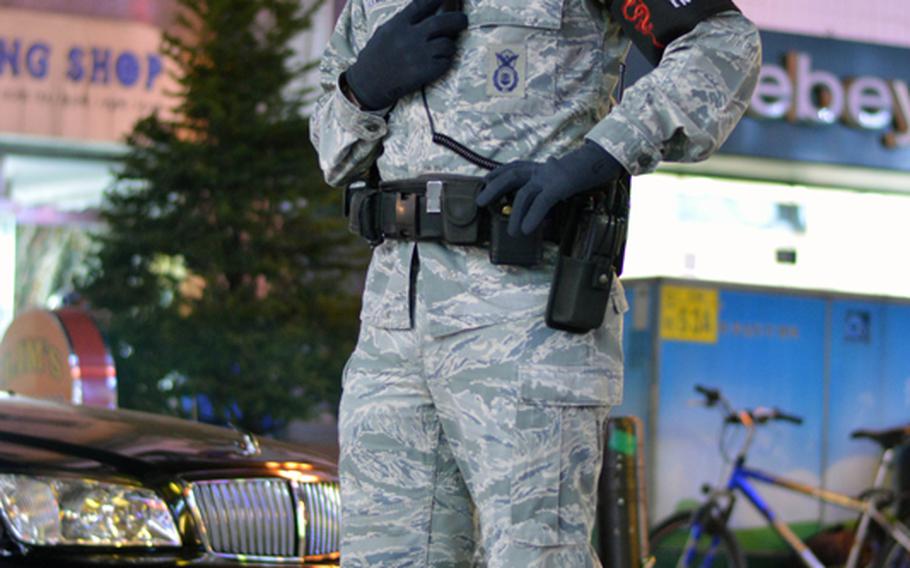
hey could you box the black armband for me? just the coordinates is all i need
[610,0,740,66]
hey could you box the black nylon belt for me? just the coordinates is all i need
[378,176,469,241]
[345,175,631,299]
[609,0,740,66]
[345,175,563,246]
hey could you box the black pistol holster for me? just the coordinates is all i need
[545,175,630,334]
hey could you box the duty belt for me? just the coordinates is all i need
[344,174,563,266]
[344,173,632,332]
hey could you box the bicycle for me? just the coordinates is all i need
[648,385,910,568]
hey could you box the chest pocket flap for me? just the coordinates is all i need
[467,0,564,30]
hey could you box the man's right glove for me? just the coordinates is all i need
[344,0,468,111]
[476,141,627,237]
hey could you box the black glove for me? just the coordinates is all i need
[344,0,468,111]
[476,141,627,236]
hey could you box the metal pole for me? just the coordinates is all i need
[598,415,652,567]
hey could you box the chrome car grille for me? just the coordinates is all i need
[190,479,297,557]
[297,481,341,556]
[188,478,340,560]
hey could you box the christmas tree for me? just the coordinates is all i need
[79,0,363,434]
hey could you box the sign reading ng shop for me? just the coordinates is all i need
[0,8,172,144]
[0,41,164,91]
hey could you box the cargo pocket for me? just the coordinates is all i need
[510,364,621,547]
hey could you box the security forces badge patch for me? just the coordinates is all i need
[487,44,526,98]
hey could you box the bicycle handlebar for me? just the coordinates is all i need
[775,411,804,425]
[695,386,803,426]
[724,408,804,425]
[695,384,721,406]
[693,385,803,470]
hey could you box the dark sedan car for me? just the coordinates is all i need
[0,392,340,566]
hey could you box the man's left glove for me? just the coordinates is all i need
[476,141,627,236]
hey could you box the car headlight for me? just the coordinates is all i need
[0,475,180,547]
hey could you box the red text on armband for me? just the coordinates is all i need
[622,0,666,49]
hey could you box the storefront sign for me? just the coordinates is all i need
[0,308,117,408]
[749,52,910,148]
[719,31,910,173]
[0,309,73,403]
[0,8,172,143]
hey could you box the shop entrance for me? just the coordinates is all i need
[0,149,120,333]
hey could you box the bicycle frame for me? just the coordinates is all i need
[684,448,910,568]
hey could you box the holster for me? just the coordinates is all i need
[546,175,630,334]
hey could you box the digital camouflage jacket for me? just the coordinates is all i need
[310,0,761,336]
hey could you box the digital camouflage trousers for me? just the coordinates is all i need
[338,266,627,567]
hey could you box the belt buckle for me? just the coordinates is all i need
[395,192,418,238]
[426,180,443,214]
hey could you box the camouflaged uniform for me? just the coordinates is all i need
[310,0,761,566]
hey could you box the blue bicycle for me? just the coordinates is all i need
[647,386,910,567]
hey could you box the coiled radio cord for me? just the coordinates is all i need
[421,89,503,171]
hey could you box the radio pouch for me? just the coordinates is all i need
[546,255,613,333]
[546,210,617,333]
[546,178,630,333]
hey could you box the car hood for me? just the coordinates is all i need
[0,394,337,479]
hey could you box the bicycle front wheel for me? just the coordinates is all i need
[649,510,747,568]
[879,539,910,568]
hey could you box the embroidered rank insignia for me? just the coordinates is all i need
[487,43,526,98]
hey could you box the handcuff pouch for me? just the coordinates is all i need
[442,185,480,244]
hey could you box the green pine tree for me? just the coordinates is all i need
[78,0,364,434]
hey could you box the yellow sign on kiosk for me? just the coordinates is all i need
[659,285,719,343]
